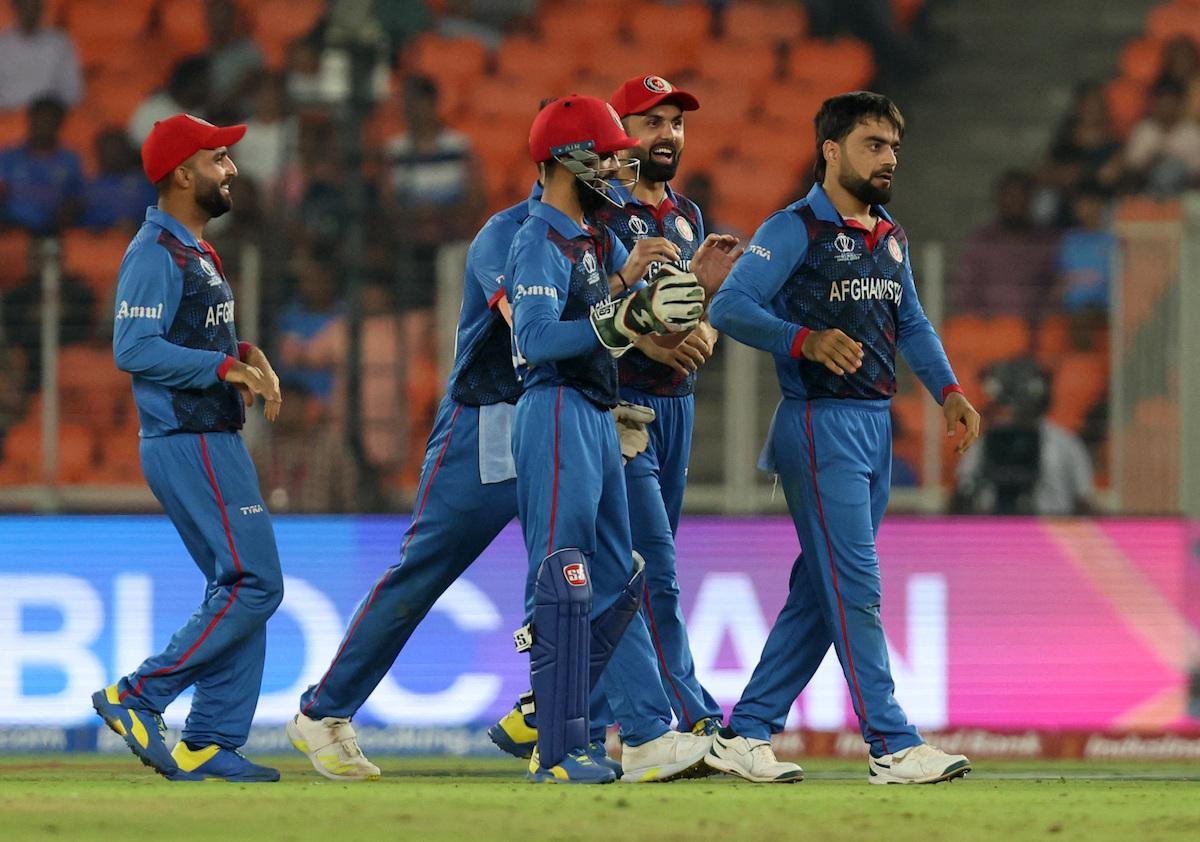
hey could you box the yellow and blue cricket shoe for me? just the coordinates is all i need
[91,684,177,776]
[488,705,538,759]
[166,743,280,782]
[691,717,723,737]
[527,746,616,784]
[587,740,623,779]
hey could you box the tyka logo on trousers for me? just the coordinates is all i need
[240,504,264,515]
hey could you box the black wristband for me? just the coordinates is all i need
[616,270,628,290]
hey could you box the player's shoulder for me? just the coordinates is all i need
[671,190,703,225]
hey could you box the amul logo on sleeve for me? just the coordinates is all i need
[115,301,164,320]
[563,562,588,587]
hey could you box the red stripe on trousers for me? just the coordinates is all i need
[302,404,463,715]
[804,403,888,754]
[122,434,243,700]
[546,387,562,555]
[642,584,695,728]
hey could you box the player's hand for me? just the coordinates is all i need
[691,234,742,299]
[225,360,283,423]
[620,237,681,284]
[636,329,710,375]
[591,265,704,353]
[801,328,864,376]
[243,345,283,422]
[943,391,981,455]
[612,401,656,464]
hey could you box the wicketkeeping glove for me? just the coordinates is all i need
[590,265,705,354]
[612,401,656,464]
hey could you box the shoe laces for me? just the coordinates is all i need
[322,717,366,758]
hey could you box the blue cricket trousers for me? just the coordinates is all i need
[118,431,283,749]
[601,388,720,731]
[513,384,673,745]
[301,397,517,719]
[730,398,922,757]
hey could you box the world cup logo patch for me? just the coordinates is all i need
[887,236,904,263]
[629,216,650,237]
[675,215,694,242]
[643,75,673,94]
[582,251,597,274]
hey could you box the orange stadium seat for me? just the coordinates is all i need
[940,314,989,363]
[1146,2,1200,42]
[0,412,95,485]
[0,109,26,148]
[723,2,807,44]
[405,34,490,90]
[979,314,1032,361]
[58,344,131,431]
[628,2,712,59]
[1047,350,1108,432]
[1035,314,1072,362]
[1119,37,1166,85]
[61,229,132,310]
[891,0,926,31]
[63,0,154,67]
[696,40,782,89]
[494,36,573,90]
[158,0,211,58]
[586,41,658,81]
[790,38,875,94]
[92,414,143,485]
[1105,77,1148,137]
[245,0,325,69]
[0,230,31,292]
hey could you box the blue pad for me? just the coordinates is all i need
[588,551,646,688]
[530,548,592,769]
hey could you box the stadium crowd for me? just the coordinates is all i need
[0,0,1196,514]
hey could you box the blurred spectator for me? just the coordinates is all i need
[2,238,95,395]
[680,170,744,242]
[1117,79,1200,197]
[79,130,158,231]
[1056,182,1115,328]
[953,359,1095,515]
[437,0,533,50]
[281,280,404,488]
[1035,81,1123,225]
[951,169,1059,323]
[127,55,211,147]
[0,97,83,234]
[279,114,348,246]
[234,73,298,189]
[250,379,359,513]
[284,36,328,107]
[1147,38,1200,154]
[0,0,83,111]
[274,245,344,402]
[204,0,265,120]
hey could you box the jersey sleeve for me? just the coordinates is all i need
[112,244,231,388]
[896,247,960,403]
[707,210,809,358]
[470,216,515,310]
[509,232,597,364]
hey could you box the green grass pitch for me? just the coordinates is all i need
[2,755,1198,841]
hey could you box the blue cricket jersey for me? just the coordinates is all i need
[593,181,705,397]
[506,201,629,409]
[447,183,542,406]
[709,183,958,403]
[113,207,244,437]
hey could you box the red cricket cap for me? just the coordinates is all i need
[609,74,700,118]
[528,95,641,163]
[141,114,247,184]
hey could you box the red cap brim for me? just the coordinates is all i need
[634,91,700,114]
[207,124,247,148]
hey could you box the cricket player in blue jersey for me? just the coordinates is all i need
[507,95,716,783]
[286,167,676,780]
[91,114,285,782]
[592,74,740,738]
[706,92,981,784]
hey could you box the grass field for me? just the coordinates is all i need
[2,755,1198,841]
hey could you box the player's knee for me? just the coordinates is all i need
[242,570,285,618]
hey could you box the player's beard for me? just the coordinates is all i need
[574,173,611,216]
[839,166,893,206]
[635,146,681,182]
[195,174,233,219]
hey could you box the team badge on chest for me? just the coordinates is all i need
[674,215,694,242]
[887,236,903,263]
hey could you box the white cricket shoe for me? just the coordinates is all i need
[621,730,713,782]
[868,743,971,785]
[704,732,804,783]
[287,712,381,781]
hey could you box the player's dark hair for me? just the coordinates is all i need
[813,91,904,181]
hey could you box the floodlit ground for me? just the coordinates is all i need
[2,755,1197,842]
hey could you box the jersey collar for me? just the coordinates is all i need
[144,206,203,250]
[529,200,591,240]
[606,179,677,210]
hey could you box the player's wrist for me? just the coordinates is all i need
[217,355,239,380]
[790,327,812,359]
